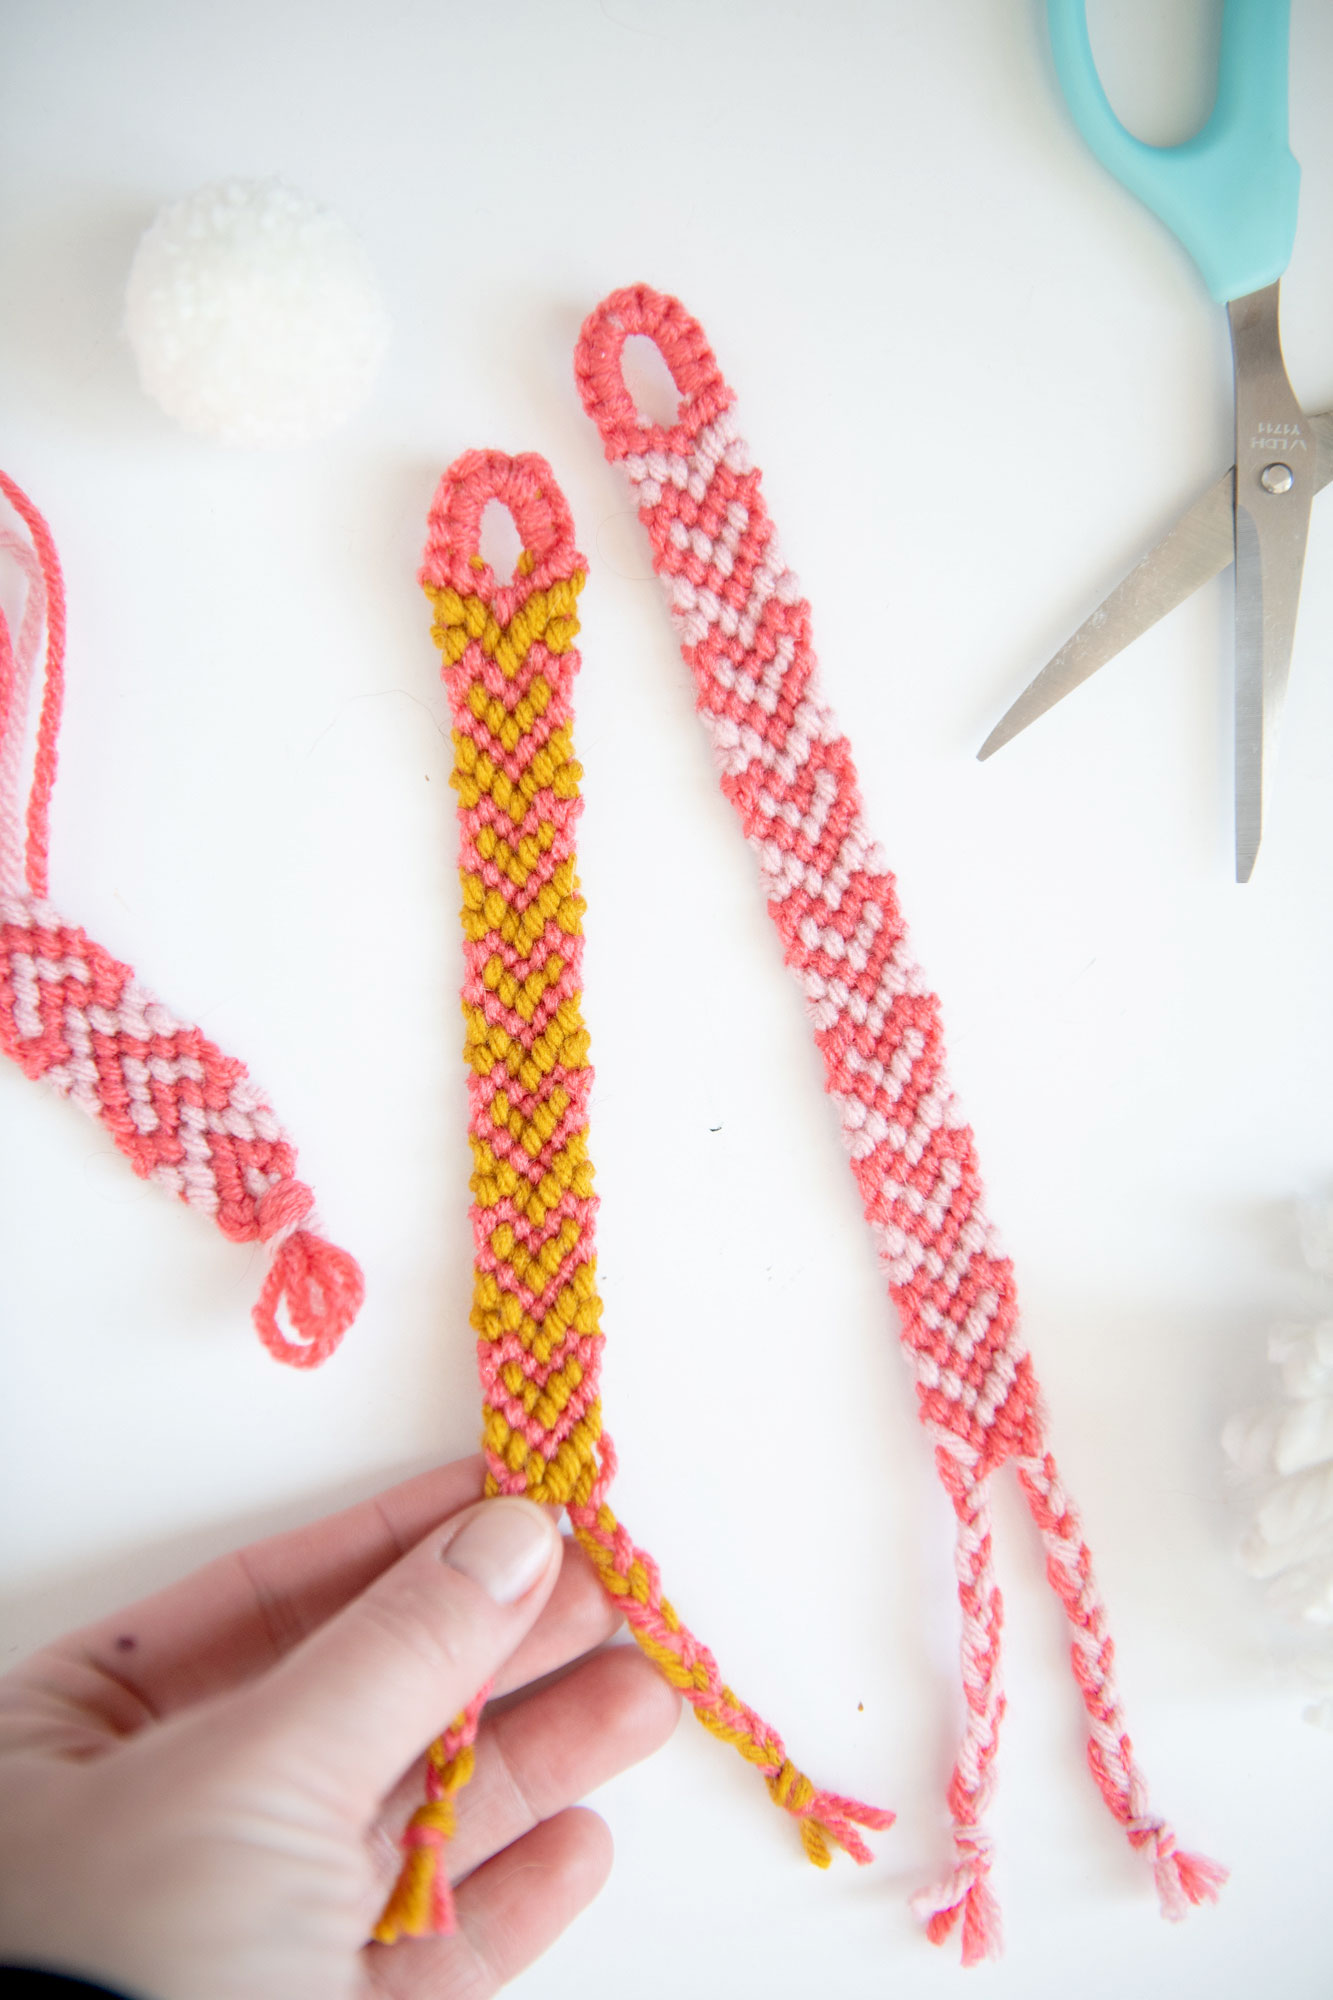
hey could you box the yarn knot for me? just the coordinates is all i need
[766,1758,815,1816]
[762,1760,893,1869]
[256,1176,315,1244]
[372,1797,460,1944]
[912,1821,1003,1967]
[399,1797,458,1848]
[953,1825,995,1868]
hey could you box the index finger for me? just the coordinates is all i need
[30,1459,615,1729]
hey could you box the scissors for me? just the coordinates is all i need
[980,0,1324,882]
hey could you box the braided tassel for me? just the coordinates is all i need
[573,285,1224,1956]
[567,1479,890,1866]
[1016,1447,1229,1918]
[375,450,889,1939]
[0,471,362,1367]
[373,1686,489,1942]
[909,1458,1005,1963]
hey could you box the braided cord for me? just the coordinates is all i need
[573,286,1224,1958]
[566,1482,888,1867]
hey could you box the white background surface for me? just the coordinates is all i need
[3,3,1333,1994]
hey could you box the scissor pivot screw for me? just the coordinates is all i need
[1260,462,1295,494]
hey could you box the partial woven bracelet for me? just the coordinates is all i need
[572,285,1225,1963]
[0,472,362,1368]
[374,448,891,1945]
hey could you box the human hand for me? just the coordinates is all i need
[0,1456,680,2000]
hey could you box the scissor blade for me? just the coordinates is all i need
[978,407,1333,765]
[978,474,1233,759]
[1229,283,1317,883]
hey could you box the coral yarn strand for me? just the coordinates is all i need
[0,468,66,899]
[0,532,46,896]
[573,284,1224,1955]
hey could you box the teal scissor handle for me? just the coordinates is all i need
[1047,0,1300,303]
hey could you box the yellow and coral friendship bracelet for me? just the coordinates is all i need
[374,446,891,1944]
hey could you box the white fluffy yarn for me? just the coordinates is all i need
[125,179,390,447]
[1224,1200,1333,1725]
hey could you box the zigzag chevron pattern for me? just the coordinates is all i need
[574,286,1224,1961]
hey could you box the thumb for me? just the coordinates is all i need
[222,1497,562,1817]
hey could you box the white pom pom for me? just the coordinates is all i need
[124,178,390,447]
[1270,1320,1333,1399]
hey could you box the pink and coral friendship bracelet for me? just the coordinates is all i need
[0,469,362,1368]
[0,284,1225,1965]
[572,286,1225,1958]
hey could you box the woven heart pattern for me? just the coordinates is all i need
[0,893,363,1367]
[429,563,605,1508]
[2,897,300,1232]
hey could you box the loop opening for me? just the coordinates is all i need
[621,335,681,428]
[574,285,734,462]
[421,450,580,603]
[478,499,525,585]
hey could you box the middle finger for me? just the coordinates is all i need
[371,1642,681,1891]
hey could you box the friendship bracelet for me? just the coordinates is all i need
[0,472,362,1368]
[572,286,1225,1962]
[374,448,891,1944]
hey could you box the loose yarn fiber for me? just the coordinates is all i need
[0,473,362,1366]
[374,448,891,1944]
[571,286,1226,1961]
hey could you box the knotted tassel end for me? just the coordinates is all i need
[811,1789,895,1867]
[1128,1815,1227,1923]
[766,1761,893,1869]
[1153,1842,1229,1922]
[912,1826,1003,1966]
[375,1688,488,1945]
[373,1801,459,1944]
